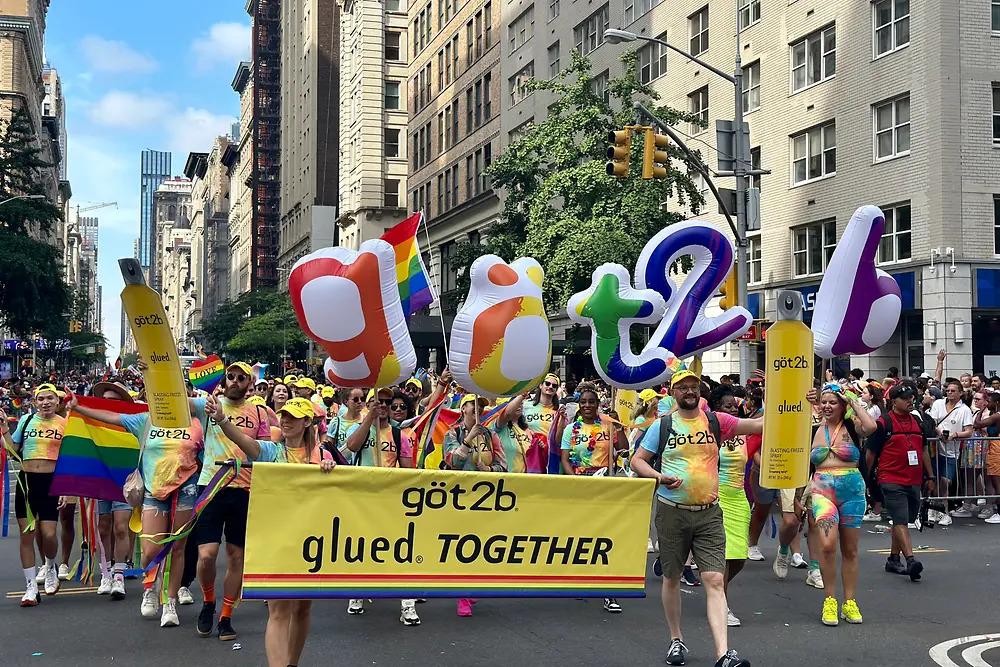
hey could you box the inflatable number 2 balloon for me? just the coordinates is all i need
[812,205,901,358]
[288,241,416,387]
[449,256,551,398]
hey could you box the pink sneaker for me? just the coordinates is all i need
[456,599,473,617]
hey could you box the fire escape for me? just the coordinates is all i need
[250,0,281,288]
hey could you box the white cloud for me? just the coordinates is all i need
[191,22,251,72]
[79,36,158,74]
[88,90,170,129]
[166,107,237,156]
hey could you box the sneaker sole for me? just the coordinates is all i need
[218,632,237,641]
[604,607,623,613]
[347,609,365,615]
[842,617,863,624]
[44,583,60,596]
[806,581,823,589]
[822,618,839,626]
[20,596,40,608]
[196,627,213,638]
[400,617,421,626]
[161,620,179,628]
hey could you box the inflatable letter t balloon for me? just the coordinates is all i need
[289,241,416,387]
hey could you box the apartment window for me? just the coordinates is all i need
[689,6,709,57]
[688,86,708,134]
[386,0,400,11]
[424,2,432,43]
[437,50,445,90]
[878,203,912,263]
[385,128,400,158]
[469,230,481,246]
[624,0,663,25]
[440,241,457,293]
[637,34,667,84]
[574,5,609,56]
[873,0,909,57]
[483,72,492,119]
[873,95,910,161]
[475,80,483,126]
[467,20,474,64]
[548,0,559,21]
[509,62,535,107]
[475,11,484,58]
[485,3,493,48]
[995,196,1000,254]
[443,0,454,22]
[482,141,492,191]
[384,179,400,208]
[451,36,459,82]
[792,220,836,277]
[586,70,608,104]
[548,42,560,77]
[738,0,760,30]
[742,61,760,112]
[747,235,762,284]
[994,0,1000,32]
[746,146,761,191]
[466,155,475,196]
[791,24,836,92]
[451,164,459,207]
[509,6,533,52]
[993,83,1000,144]
[385,31,402,60]
[437,173,445,213]
[385,81,401,109]
[791,122,836,184]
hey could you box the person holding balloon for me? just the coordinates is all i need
[494,394,540,474]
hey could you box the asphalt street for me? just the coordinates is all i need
[1,509,998,667]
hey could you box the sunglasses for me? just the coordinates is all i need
[542,381,558,388]
[227,373,249,382]
[390,403,407,411]
[377,398,392,406]
[348,396,363,403]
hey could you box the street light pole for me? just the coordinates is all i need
[0,194,45,207]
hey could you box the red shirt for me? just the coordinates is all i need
[873,411,925,486]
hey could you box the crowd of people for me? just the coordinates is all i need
[1,349,997,667]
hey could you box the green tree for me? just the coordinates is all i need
[0,107,62,236]
[193,288,286,355]
[457,50,706,309]
[193,288,306,365]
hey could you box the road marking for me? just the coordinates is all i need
[6,586,98,598]
[869,548,950,554]
[929,634,1000,666]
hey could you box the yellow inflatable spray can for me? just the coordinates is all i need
[119,258,190,428]
[761,290,813,489]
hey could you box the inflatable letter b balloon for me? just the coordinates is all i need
[289,241,416,387]
[449,256,551,398]
[812,205,901,358]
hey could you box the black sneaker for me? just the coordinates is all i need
[602,597,622,613]
[196,602,215,637]
[907,559,923,582]
[885,557,908,575]
[653,557,663,577]
[217,616,237,641]
[715,649,750,667]
[681,565,701,586]
[665,638,689,665]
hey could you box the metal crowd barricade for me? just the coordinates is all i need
[923,435,1000,509]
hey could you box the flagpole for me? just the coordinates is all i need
[417,211,451,366]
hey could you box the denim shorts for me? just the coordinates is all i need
[97,499,132,515]
[142,476,199,513]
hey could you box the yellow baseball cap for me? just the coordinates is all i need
[320,386,336,398]
[366,387,393,402]
[283,374,298,385]
[247,395,266,406]
[277,397,316,419]
[670,370,700,388]
[639,388,659,402]
[34,383,59,397]
[294,377,317,392]
[460,394,489,409]
[227,361,254,377]
[404,377,423,390]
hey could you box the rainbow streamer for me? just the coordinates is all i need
[188,354,225,393]
[1,444,8,537]
[478,400,508,428]
[380,212,435,318]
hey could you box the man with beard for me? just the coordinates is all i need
[631,370,762,667]
[191,362,272,641]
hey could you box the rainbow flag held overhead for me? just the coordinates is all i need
[50,396,147,502]
[380,212,436,319]
[413,401,460,470]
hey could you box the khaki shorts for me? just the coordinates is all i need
[654,499,726,578]
[779,484,812,515]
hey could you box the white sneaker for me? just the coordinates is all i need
[44,564,60,595]
[57,564,71,581]
[772,551,791,580]
[400,600,421,626]
[790,552,807,569]
[862,511,881,522]
[647,538,658,553]
[727,609,741,627]
[937,513,953,526]
[20,581,40,607]
[979,506,996,519]
[747,545,765,561]
[986,513,1000,524]
[805,569,824,589]
[35,564,47,584]
[160,599,179,628]
[111,575,126,600]
[907,519,922,530]
[177,586,194,605]
[141,589,160,618]
[347,598,365,615]
[98,573,112,595]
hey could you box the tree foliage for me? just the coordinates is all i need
[457,50,706,309]
[193,288,306,365]
[0,107,62,236]
[0,233,71,337]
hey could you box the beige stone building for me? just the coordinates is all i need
[160,226,195,347]
[152,177,192,295]
[227,61,253,300]
[277,0,340,281]
[337,0,409,250]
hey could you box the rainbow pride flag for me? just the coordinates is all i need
[380,212,435,319]
[50,396,147,502]
[413,401,460,470]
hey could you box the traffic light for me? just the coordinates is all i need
[641,128,669,180]
[68,320,81,333]
[606,129,631,178]
[719,264,737,311]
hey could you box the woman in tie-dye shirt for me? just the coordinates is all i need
[495,394,540,474]
[1,383,67,605]
[70,395,206,628]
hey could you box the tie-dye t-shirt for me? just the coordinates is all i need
[522,401,557,437]
[718,435,747,490]
[495,422,533,473]
[561,419,612,473]
[326,415,362,450]
[194,397,272,488]
[120,412,205,500]
[256,440,332,464]
[640,411,739,505]
[12,413,66,461]
[344,423,412,467]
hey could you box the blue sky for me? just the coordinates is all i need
[44,2,252,361]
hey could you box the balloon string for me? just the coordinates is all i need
[418,211,450,364]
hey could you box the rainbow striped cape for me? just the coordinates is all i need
[51,396,147,502]
[380,211,435,318]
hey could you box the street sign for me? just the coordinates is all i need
[738,324,758,341]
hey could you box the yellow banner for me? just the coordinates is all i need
[243,464,654,600]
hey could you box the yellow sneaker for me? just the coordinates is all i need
[841,599,863,624]
[821,596,839,626]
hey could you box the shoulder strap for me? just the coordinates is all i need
[707,412,722,448]
[655,415,674,461]
[391,426,402,463]
[14,412,36,450]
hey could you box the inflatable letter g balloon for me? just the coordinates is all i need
[449,256,551,398]
[288,241,416,387]
[812,205,902,358]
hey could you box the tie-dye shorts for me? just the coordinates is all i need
[810,467,865,530]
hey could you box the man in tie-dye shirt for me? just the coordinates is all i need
[632,371,761,667]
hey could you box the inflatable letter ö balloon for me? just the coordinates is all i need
[288,241,416,387]
[449,256,551,398]
[812,205,901,358]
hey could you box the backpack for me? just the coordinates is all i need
[352,425,402,466]
[652,412,722,472]
[866,410,928,464]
